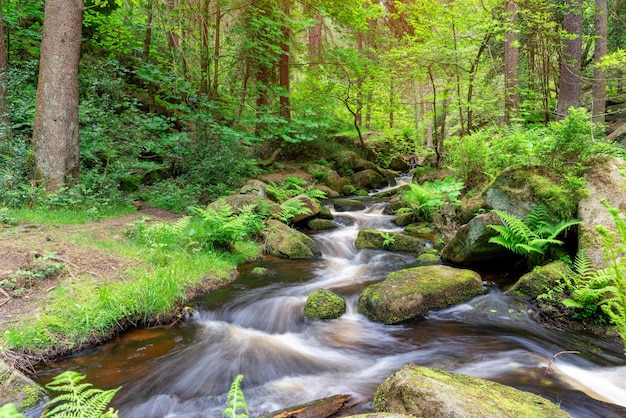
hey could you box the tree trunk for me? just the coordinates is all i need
[0,0,11,141]
[199,0,210,96]
[211,2,222,99]
[142,0,153,63]
[504,0,520,124]
[556,0,583,119]
[278,0,290,121]
[592,0,607,123]
[308,10,323,63]
[32,0,83,192]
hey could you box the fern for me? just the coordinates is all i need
[41,371,119,418]
[222,374,248,418]
[488,204,581,267]
[0,404,26,418]
[277,199,312,224]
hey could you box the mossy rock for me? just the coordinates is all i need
[307,218,339,231]
[351,169,385,190]
[392,212,414,227]
[355,229,425,253]
[358,265,483,324]
[0,359,46,412]
[251,267,270,276]
[373,364,571,417]
[304,289,346,320]
[264,219,321,259]
[415,252,441,266]
[239,179,270,197]
[331,198,367,212]
[285,194,321,224]
[507,260,572,300]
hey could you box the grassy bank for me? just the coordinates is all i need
[0,207,262,372]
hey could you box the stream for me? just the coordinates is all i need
[34,181,626,417]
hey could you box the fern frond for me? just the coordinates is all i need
[42,371,119,418]
[222,374,248,418]
[573,250,596,281]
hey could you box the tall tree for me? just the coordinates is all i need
[504,0,520,123]
[592,0,608,123]
[278,0,291,121]
[0,0,10,140]
[32,0,83,192]
[556,0,583,119]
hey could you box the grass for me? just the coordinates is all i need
[0,208,262,353]
[7,204,136,225]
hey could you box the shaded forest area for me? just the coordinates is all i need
[0,0,625,210]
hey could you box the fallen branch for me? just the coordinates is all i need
[544,350,580,375]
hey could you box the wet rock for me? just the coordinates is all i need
[355,229,425,253]
[264,219,321,259]
[373,364,571,417]
[415,251,441,266]
[307,218,339,231]
[332,199,367,212]
[0,359,46,412]
[441,212,513,265]
[251,267,270,276]
[358,265,483,324]
[304,289,346,320]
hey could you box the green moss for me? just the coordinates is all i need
[304,289,346,320]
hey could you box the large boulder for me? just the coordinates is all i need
[358,265,483,324]
[331,198,367,212]
[373,364,571,417]
[264,219,321,259]
[304,289,346,320]
[355,229,426,253]
[481,166,578,220]
[307,163,348,193]
[441,212,513,265]
[340,150,379,173]
[507,260,572,300]
[351,170,385,190]
[578,157,626,269]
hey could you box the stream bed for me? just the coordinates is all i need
[34,196,626,418]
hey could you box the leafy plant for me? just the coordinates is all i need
[222,374,248,418]
[41,371,119,417]
[400,177,464,222]
[277,199,312,224]
[380,231,396,248]
[488,204,581,267]
[596,201,626,353]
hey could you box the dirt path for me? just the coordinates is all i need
[0,207,181,333]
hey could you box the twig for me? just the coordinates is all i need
[544,350,580,375]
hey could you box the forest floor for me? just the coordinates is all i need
[0,207,182,334]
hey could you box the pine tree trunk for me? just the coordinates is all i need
[0,0,11,140]
[504,0,520,124]
[32,0,83,192]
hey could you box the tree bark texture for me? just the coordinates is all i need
[556,0,583,119]
[33,0,83,192]
[504,0,520,123]
[278,0,291,121]
[592,0,608,123]
[0,0,10,139]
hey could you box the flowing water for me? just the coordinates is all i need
[34,182,626,417]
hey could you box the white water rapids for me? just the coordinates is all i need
[34,191,626,418]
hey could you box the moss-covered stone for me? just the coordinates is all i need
[373,364,571,417]
[507,261,572,300]
[304,289,346,320]
[0,359,46,411]
[264,219,321,259]
[332,198,367,212]
[392,212,414,227]
[355,229,425,253]
[415,252,441,266]
[251,267,270,276]
[351,170,385,190]
[358,265,483,324]
[307,218,339,230]
[285,194,321,224]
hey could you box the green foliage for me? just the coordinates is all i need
[488,204,581,267]
[222,375,248,418]
[276,199,312,224]
[400,177,464,222]
[380,231,396,248]
[2,251,65,297]
[596,201,626,353]
[41,371,119,418]
[266,176,326,204]
[0,403,26,418]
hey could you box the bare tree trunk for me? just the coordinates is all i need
[556,0,583,119]
[389,76,394,129]
[308,10,323,63]
[33,0,83,192]
[278,0,291,121]
[592,0,607,123]
[0,0,11,141]
[211,1,222,99]
[142,0,153,63]
[199,0,211,96]
[504,0,520,124]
